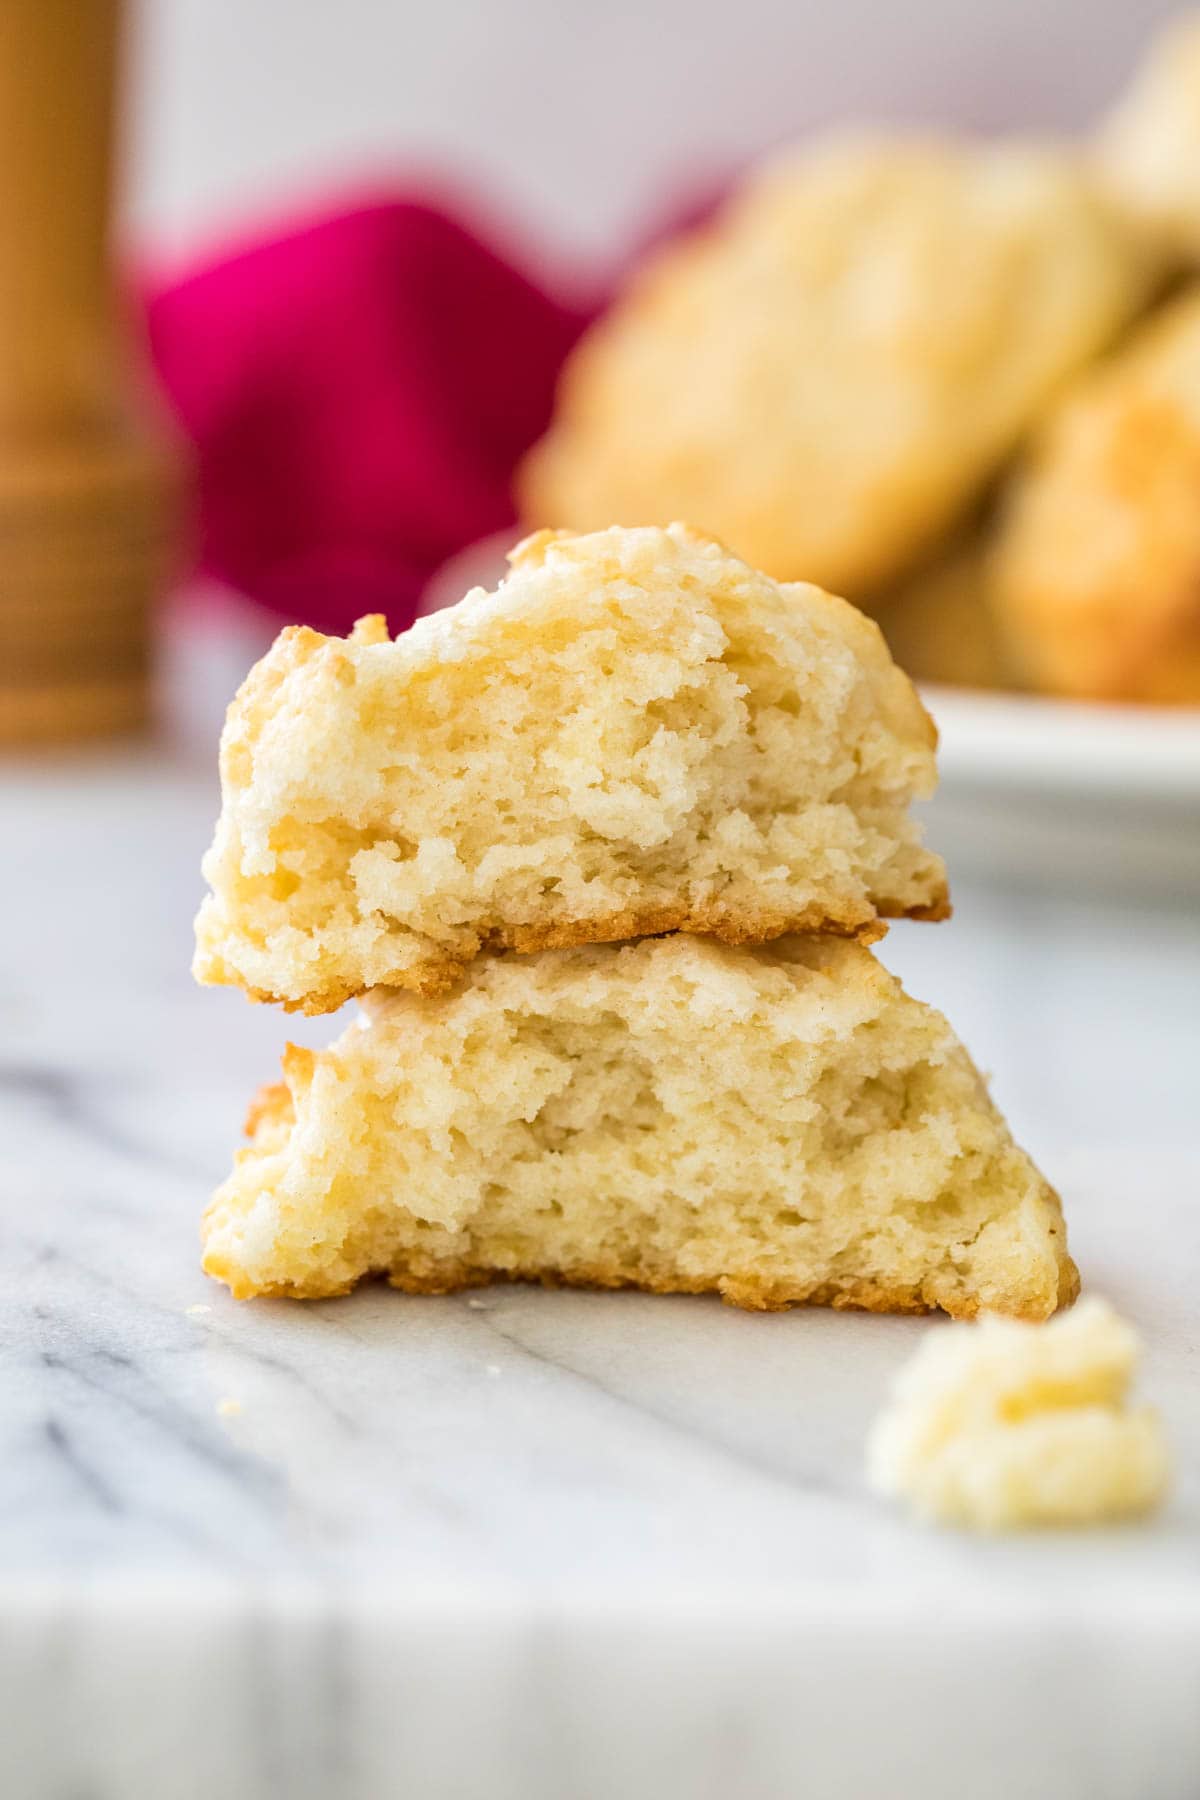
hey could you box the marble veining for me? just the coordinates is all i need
[1,695,1198,1799]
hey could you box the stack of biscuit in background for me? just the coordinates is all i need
[519,14,1200,707]
[195,524,1076,1321]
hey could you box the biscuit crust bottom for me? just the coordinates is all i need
[228,891,950,1017]
[204,1251,1077,1322]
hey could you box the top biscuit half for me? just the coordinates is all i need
[194,524,948,1014]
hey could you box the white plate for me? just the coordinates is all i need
[922,684,1200,802]
[919,685,1200,895]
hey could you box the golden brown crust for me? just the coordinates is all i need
[242,1080,290,1138]
[899,898,953,924]
[222,891,947,1017]
[203,1248,1074,1322]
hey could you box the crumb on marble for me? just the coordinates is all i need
[867,1297,1171,1530]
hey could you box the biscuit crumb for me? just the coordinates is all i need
[216,1397,242,1418]
[868,1297,1170,1529]
[185,1303,212,1318]
[519,141,1144,592]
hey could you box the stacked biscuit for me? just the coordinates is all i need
[196,524,1076,1320]
[519,23,1200,706]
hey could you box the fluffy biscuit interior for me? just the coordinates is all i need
[992,288,1200,701]
[195,525,946,1011]
[203,934,1074,1322]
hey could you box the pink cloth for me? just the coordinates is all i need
[146,199,595,636]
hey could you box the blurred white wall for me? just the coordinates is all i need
[126,0,1184,270]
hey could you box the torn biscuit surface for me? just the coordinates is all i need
[204,933,1074,1320]
[195,523,947,1013]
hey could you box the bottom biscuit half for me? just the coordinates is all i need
[203,934,1076,1322]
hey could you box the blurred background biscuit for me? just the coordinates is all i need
[1098,12,1200,261]
[872,531,1016,692]
[992,285,1200,702]
[520,136,1149,599]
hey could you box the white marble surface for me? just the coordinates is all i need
[2,660,1199,1799]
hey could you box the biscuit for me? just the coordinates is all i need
[519,137,1146,594]
[991,288,1200,702]
[873,533,1015,691]
[194,524,948,1014]
[1097,12,1200,260]
[868,1298,1169,1529]
[203,933,1076,1320]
